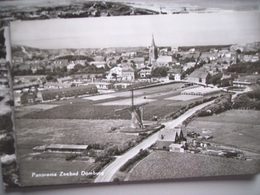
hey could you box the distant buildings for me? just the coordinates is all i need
[106,66,135,81]
[186,68,209,84]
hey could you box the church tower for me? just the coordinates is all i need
[149,35,158,65]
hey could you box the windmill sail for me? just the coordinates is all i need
[131,106,144,129]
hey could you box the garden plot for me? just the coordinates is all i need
[98,97,155,106]
[83,94,116,101]
[165,94,200,101]
[22,104,59,110]
[187,110,260,154]
[127,151,260,181]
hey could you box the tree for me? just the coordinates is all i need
[151,66,169,77]
[112,73,118,81]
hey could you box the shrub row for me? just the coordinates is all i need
[182,94,232,126]
[166,96,217,120]
[42,84,98,101]
[233,88,260,110]
[119,149,149,172]
[198,94,232,117]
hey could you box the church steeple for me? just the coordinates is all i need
[151,34,156,47]
[149,34,158,65]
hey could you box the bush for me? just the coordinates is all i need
[42,85,98,101]
[119,149,149,172]
[198,94,232,117]
[65,153,78,161]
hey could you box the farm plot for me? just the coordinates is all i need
[15,119,138,154]
[186,110,260,154]
[127,151,260,181]
[98,97,155,106]
[83,94,116,101]
[21,100,183,121]
[15,119,139,186]
[165,94,200,101]
[18,159,95,186]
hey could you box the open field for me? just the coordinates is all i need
[165,94,200,101]
[83,94,116,101]
[14,83,223,186]
[127,151,260,181]
[19,83,209,121]
[19,159,95,186]
[98,96,155,106]
[186,110,260,154]
[20,100,184,121]
[15,119,138,186]
[15,119,138,155]
[15,104,59,118]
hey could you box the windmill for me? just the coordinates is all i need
[115,88,148,129]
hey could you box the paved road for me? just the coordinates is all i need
[94,100,214,183]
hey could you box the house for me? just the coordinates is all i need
[183,62,196,71]
[156,125,186,150]
[139,67,152,78]
[187,68,210,84]
[93,55,105,62]
[93,82,113,90]
[52,59,69,68]
[67,63,76,70]
[131,57,145,69]
[20,90,37,105]
[90,61,106,69]
[122,66,135,81]
[156,56,172,66]
[158,125,185,142]
[168,68,182,81]
[106,66,122,80]
[169,143,185,153]
[114,82,132,90]
[57,76,73,83]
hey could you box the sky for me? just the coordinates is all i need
[10,11,260,49]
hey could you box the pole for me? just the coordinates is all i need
[131,88,134,111]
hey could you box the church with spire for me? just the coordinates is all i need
[148,35,172,68]
[148,35,158,65]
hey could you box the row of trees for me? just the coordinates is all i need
[233,87,260,110]
[227,61,260,74]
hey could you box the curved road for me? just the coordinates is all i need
[94,100,214,183]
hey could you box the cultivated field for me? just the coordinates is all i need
[186,110,260,154]
[14,83,221,186]
[127,151,260,181]
[15,119,138,154]
[15,119,138,186]
[19,159,95,186]
[165,94,200,101]
[20,83,207,121]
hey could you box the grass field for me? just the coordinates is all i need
[15,118,139,186]
[16,119,138,154]
[186,110,260,154]
[165,94,200,101]
[14,83,221,186]
[19,159,95,186]
[19,83,207,121]
[127,151,260,181]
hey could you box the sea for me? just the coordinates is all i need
[10,10,260,49]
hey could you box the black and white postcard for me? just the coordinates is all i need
[0,0,260,189]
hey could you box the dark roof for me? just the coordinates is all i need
[188,68,209,79]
